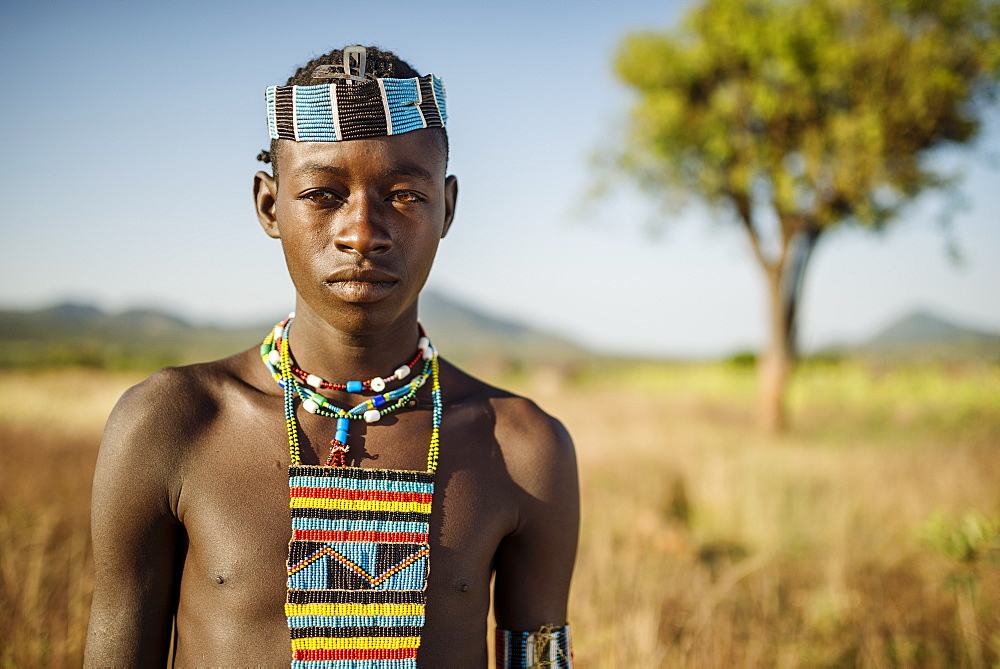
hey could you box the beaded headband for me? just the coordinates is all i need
[266,46,447,142]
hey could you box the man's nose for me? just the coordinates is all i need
[333,194,392,256]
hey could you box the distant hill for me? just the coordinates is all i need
[418,292,587,364]
[851,309,1000,362]
[7,299,992,371]
[865,310,1000,347]
[0,291,588,371]
[0,302,265,370]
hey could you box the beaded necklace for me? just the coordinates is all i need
[263,315,442,668]
[261,316,438,466]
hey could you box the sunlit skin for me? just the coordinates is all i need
[84,129,579,667]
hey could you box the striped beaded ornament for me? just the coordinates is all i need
[496,626,574,668]
[264,315,442,668]
[266,46,447,144]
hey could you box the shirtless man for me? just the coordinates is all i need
[84,46,578,667]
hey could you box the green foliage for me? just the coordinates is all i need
[920,509,1000,665]
[0,340,182,372]
[922,510,1000,572]
[612,0,1000,430]
[614,0,1000,231]
[727,350,758,368]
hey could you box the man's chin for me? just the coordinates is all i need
[301,299,418,338]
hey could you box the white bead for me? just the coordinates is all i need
[415,376,426,388]
[395,365,410,379]
[289,311,296,318]
[422,345,435,360]
[418,336,430,351]
[364,409,381,423]
[268,350,281,365]
[306,374,323,388]
[370,377,386,392]
[303,399,319,414]
[273,326,283,340]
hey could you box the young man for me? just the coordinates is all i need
[85,46,578,667]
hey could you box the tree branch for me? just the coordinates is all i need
[730,190,773,275]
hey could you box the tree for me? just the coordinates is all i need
[611,0,1000,431]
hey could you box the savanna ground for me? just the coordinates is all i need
[1,360,998,667]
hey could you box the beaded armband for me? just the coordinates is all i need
[496,625,573,668]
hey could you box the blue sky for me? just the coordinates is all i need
[2,0,997,357]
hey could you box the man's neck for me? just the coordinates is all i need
[282,300,422,383]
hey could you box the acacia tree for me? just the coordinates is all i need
[613,0,999,430]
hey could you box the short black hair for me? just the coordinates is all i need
[258,45,449,179]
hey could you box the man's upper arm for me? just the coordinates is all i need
[492,399,579,631]
[85,372,188,667]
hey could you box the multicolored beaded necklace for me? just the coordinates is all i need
[261,316,439,467]
[262,314,442,668]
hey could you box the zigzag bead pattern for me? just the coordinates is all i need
[263,315,443,668]
[286,467,436,668]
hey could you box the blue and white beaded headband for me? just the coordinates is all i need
[266,46,447,142]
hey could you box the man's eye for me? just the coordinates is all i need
[392,191,425,204]
[301,190,341,203]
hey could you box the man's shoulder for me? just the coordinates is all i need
[442,360,575,478]
[102,349,261,452]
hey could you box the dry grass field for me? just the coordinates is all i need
[1,361,998,667]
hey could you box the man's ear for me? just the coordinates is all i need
[441,175,458,239]
[254,171,280,239]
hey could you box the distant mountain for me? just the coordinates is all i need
[418,292,587,364]
[866,310,1000,346]
[0,291,589,371]
[3,302,193,339]
[0,301,264,370]
[854,309,1000,361]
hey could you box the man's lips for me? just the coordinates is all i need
[323,269,399,303]
[325,268,400,283]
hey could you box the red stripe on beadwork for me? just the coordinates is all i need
[292,529,429,543]
[296,647,419,661]
[289,487,433,504]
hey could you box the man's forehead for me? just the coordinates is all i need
[278,130,447,178]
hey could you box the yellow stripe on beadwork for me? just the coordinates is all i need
[289,497,432,514]
[425,356,441,473]
[290,636,422,651]
[285,603,425,618]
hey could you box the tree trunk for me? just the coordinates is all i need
[757,226,820,433]
[758,274,793,432]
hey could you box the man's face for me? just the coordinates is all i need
[254,129,457,334]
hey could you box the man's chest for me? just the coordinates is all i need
[170,388,520,664]
[173,410,518,599]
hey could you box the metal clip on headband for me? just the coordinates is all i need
[266,45,447,142]
[310,45,369,84]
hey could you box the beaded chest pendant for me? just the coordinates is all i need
[263,316,441,668]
